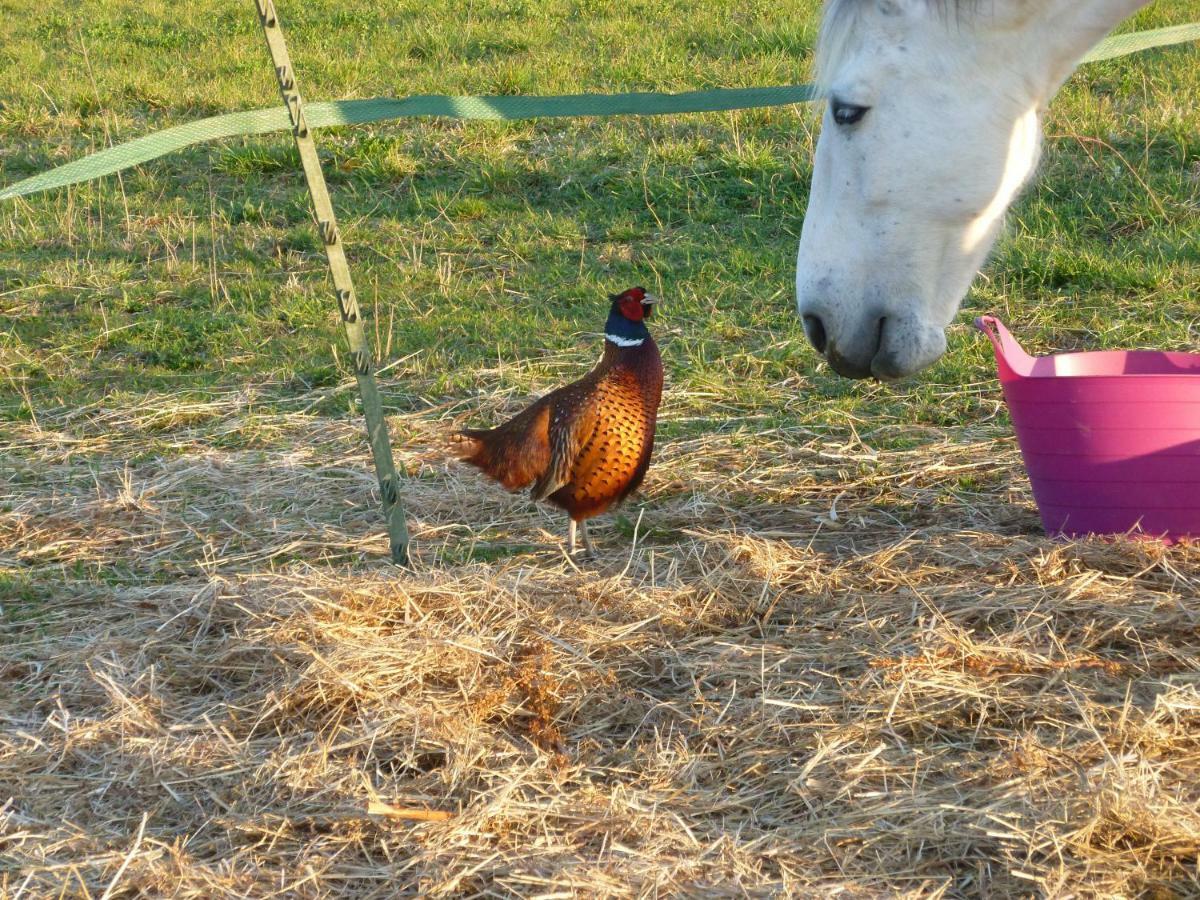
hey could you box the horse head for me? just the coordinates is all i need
[795,0,1150,379]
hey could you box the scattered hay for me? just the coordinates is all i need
[2,387,1198,896]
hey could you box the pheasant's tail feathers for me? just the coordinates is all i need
[452,405,552,493]
[450,428,486,459]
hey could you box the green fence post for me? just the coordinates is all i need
[253,0,411,566]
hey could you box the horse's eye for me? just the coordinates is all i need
[831,99,870,126]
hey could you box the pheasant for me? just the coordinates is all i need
[456,287,663,556]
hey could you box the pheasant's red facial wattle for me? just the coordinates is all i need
[618,296,646,322]
[614,287,654,322]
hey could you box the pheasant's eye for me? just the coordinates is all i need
[831,99,870,126]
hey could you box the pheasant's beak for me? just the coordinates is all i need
[642,294,658,317]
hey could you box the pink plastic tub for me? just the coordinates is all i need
[976,316,1200,543]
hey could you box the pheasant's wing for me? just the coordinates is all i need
[531,381,599,502]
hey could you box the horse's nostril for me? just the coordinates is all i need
[803,314,827,354]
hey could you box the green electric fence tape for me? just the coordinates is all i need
[2,21,1198,202]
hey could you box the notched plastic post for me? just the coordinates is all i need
[253,0,410,566]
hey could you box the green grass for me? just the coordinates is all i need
[3,0,1196,440]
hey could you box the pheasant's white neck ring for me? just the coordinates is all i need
[606,333,645,348]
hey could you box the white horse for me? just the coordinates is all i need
[795,0,1152,379]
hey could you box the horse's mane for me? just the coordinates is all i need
[816,0,974,91]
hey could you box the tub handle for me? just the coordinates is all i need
[975,316,1035,377]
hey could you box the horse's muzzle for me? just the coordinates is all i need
[802,310,886,379]
[800,308,947,380]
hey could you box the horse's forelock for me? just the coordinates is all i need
[815,0,865,92]
[815,0,974,92]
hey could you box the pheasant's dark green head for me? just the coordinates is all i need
[605,286,657,347]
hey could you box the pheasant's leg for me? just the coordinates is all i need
[567,518,577,556]
[580,520,596,557]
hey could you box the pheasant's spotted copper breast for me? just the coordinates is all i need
[556,359,661,520]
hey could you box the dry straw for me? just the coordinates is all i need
[2,383,1198,896]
